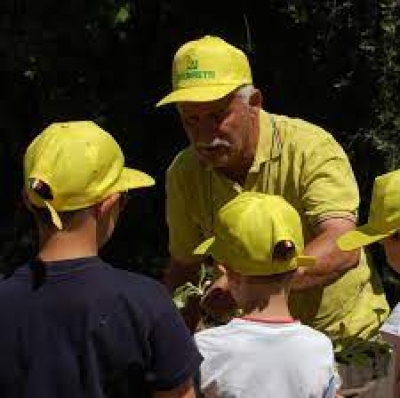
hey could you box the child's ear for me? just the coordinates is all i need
[224,266,241,282]
[217,264,228,274]
[22,188,33,211]
[95,193,120,219]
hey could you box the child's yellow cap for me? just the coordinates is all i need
[157,35,252,106]
[194,192,315,276]
[24,121,155,229]
[337,169,400,250]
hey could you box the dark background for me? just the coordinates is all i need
[0,0,399,302]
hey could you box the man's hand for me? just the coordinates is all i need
[200,273,237,323]
[163,259,238,330]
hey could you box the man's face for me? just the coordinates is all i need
[382,232,400,273]
[177,92,258,173]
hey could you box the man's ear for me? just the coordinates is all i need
[95,193,120,219]
[249,89,263,108]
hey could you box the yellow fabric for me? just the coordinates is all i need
[338,169,400,250]
[156,36,252,106]
[166,110,389,348]
[24,121,155,228]
[194,192,316,275]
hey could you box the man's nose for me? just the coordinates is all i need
[196,117,219,139]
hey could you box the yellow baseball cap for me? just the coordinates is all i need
[24,121,155,229]
[193,192,315,276]
[337,169,400,251]
[156,35,252,107]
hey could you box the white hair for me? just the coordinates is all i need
[235,84,256,104]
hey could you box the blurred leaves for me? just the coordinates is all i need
[114,4,131,25]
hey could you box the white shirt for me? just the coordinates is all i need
[380,302,400,337]
[195,318,340,398]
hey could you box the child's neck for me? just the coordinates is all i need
[240,293,293,321]
[38,229,98,262]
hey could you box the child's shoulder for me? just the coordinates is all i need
[292,323,334,350]
[101,263,169,299]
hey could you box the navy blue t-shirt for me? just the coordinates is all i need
[0,257,202,398]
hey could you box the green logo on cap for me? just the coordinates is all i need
[176,56,215,83]
[187,57,198,70]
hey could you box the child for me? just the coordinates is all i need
[337,169,400,271]
[0,121,201,398]
[337,169,400,398]
[193,191,340,397]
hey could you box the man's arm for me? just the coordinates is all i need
[153,378,196,398]
[291,217,360,291]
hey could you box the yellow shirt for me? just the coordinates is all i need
[166,110,389,348]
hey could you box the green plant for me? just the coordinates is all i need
[173,263,214,310]
[335,309,392,368]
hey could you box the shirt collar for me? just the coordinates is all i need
[250,110,283,173]
[14,256,103,277]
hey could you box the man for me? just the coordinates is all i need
[0,121,201,398]
[156,35,389,395]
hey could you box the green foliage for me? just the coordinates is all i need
[368,0,400,170]
[274,0,399,169]
[173,264,212,310]
[114,4,131,25]
[335,319,391,368]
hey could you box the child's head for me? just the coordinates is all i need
[337,169,400,272]
[24,121,154,246]
[194,192,315,303]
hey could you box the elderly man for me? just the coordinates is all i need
[157,35,390,396]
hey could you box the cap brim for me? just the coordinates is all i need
[115,168,155,190]
[193,237,215,256]
[337,224,393,251]
[156,84,243,107]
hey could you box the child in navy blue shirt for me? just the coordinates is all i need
[0,121,201,398]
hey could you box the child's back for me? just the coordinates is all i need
[0,257,198,398]
[196,318,337,398]
[0,121,201,398]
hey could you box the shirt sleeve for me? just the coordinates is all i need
[299,133,360,227]
[146,285,203,390]
[318,337,341,398]
[323,376,336,398]
[166,156,204,262]
[89,277,202,393]
[323,372,342,398]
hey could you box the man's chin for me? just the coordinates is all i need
[195,153,230,169]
